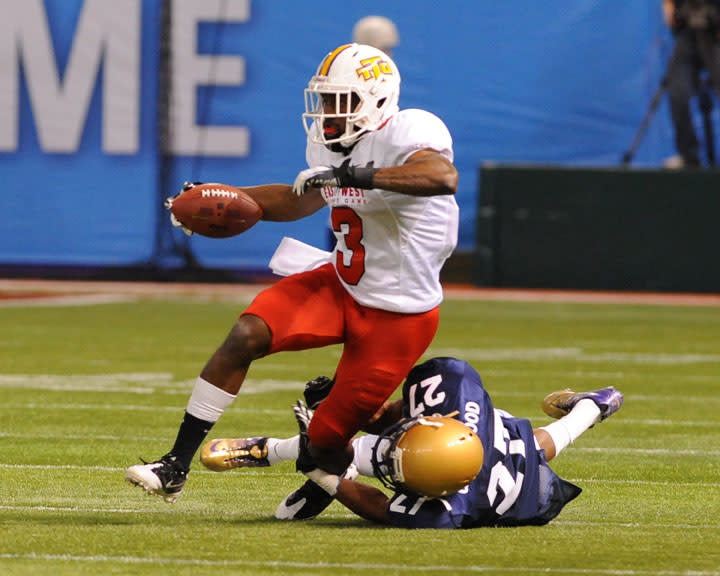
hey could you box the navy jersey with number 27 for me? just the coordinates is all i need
[386,357,582,529]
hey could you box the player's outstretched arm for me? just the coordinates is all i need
[295,150,457,198]
[242,184,326,222]
[335,477,391,524]
[373,149,458,197]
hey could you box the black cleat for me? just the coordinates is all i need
[274,479,335,520]
[125,454,188,503]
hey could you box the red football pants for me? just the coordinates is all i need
[243,263,439,449]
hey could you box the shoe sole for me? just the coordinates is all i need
[542,388,623,421]
[542,389,577,419]
[125,468,181,503]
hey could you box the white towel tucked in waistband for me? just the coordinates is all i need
[269,237,332,277]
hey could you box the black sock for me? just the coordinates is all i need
[168,412,215,470]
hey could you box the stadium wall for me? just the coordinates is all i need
[475,165,720,293]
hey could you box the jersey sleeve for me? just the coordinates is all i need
[382,109,454,167]
[385,492,459,529]
[306,109,453,169]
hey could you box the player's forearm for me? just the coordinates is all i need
[373,150,458,197]
[241,184,325,221]
[335,478,391,524]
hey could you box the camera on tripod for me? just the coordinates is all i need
[674,0,720,33]
[622,0,720,166]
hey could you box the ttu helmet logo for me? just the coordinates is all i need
[356,56,393,81]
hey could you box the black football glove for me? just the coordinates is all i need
[293,159,376,196]
[303,376,335,410]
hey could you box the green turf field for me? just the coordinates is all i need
[1,293,719,575]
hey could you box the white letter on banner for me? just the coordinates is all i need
[169,0,250,156]
[0,2,18,150]
[0,0,140,154]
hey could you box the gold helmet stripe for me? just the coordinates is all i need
[319,43,353,76]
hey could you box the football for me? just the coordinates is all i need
[169,183,263,238]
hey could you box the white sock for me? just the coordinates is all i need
[265,437,300,465]
[262,434,381,472]
[186,377,236,422]
[351,434,386,477]
[264,437,366,475]
[539,398,601,456]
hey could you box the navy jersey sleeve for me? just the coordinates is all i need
[385,492,458,529]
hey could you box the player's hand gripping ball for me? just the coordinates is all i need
[165,182,263,238]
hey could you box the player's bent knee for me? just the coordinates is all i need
[222,315,272,361]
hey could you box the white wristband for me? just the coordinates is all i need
[305,469,341,496]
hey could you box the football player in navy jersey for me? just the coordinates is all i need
[201,357,623,528]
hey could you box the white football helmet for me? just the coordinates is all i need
[372,415,484,498]
[302,43,401,149]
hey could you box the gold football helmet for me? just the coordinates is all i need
[373,415,484,498]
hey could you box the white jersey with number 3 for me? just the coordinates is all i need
[306,108,459,313]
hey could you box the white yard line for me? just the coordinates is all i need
[0,294,136,307]
[1,278,719,306]
[0,552,717,575]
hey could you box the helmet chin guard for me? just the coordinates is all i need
[303,43,400,149]
[371,415,485,499]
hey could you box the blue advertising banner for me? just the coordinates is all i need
[0,0,681,271]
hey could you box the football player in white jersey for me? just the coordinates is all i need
[126,43,459,503]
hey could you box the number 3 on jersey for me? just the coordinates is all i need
[332,207,365,285]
